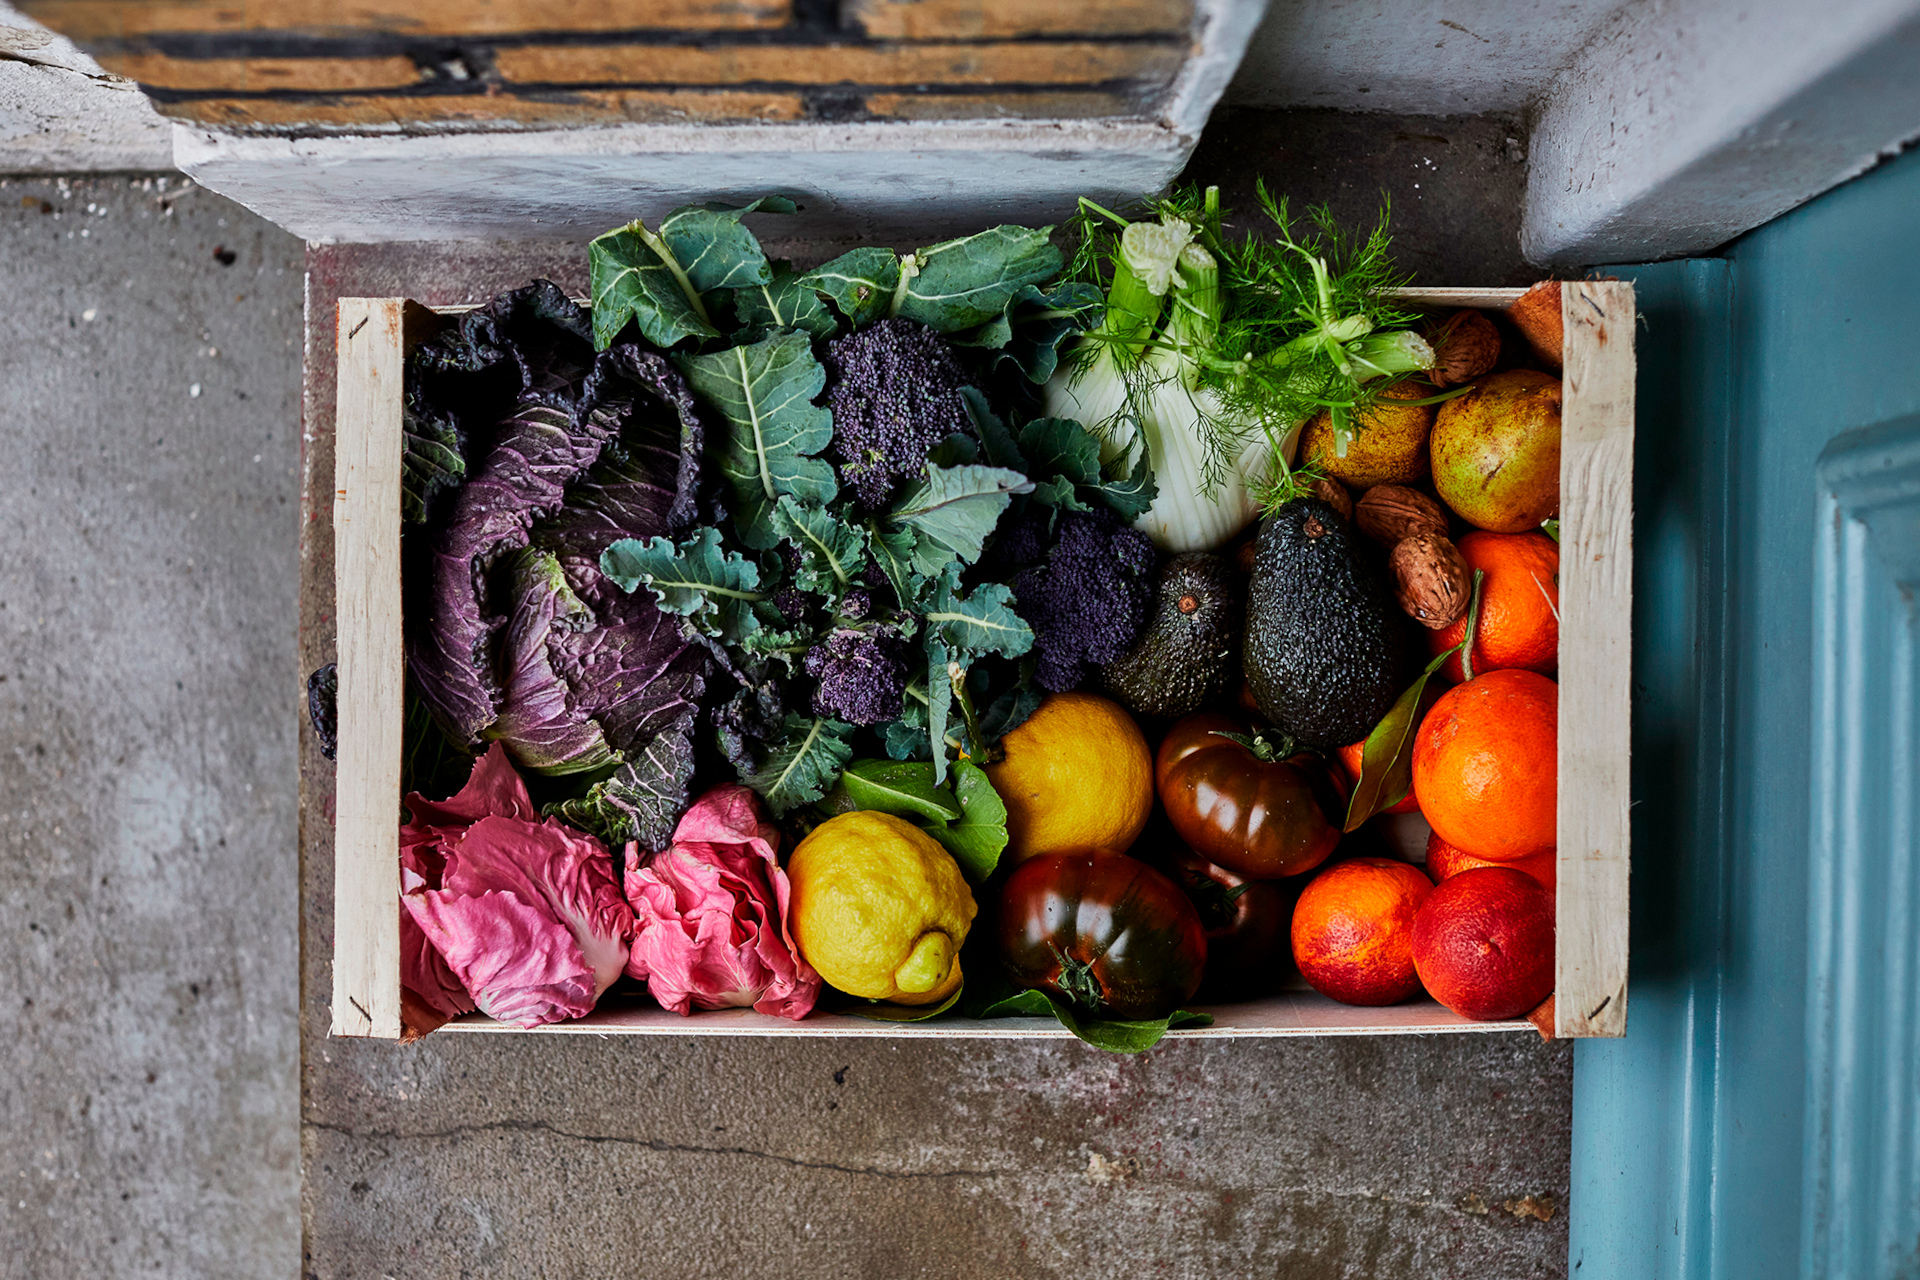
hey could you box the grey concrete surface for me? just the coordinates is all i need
[0,174,302,1277]
[0,4,173,174]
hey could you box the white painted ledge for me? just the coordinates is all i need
[0,2,172,173]
[1523,0,1920,266]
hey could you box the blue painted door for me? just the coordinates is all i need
[1572,148,1920,1277]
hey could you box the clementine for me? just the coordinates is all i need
[1425,830,1555,911]
[1428,530,1559,684]
[1410,866,1554,1021]
[1290,857,1434,1006]
[1412,669,1557,862]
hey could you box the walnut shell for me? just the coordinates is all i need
[1355,485,1449,547]
[1428,310,1502,387]
[1307,476,1353,522]
[1390,532,1471,629]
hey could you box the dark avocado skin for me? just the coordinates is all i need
[1243,498,1411,748]
[1103,553,1242,720]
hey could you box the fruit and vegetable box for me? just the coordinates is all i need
[313,188,1633,1051]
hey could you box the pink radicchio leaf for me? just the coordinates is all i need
[400,908,474,1041]
[623,783,821,1021]
[399,744,636,1029]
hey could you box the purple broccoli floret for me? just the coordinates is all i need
[1012,507,1158,693]
[803,624,911,726]
[822,318,973,511]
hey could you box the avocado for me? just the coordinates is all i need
[1243,499,1410,748]
[1103,553,1241,719]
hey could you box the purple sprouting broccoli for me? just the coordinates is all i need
[803,624,911,726]
[1011,507,1159,693]
[822,318,973,511]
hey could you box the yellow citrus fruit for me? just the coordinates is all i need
[984,691,1153,864]
[787,811,975,1002]
[1299,381,1436,490]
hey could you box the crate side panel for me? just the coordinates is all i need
[330,297,406,1040]
[1556,279,1635,1037]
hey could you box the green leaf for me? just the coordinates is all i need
[888,463,1033,566]
[743,714,855,816]
[545,726,696,852]
[1019,416,1102,487]
[1541,517,1561,543]
[974,988,1213,1053]
[589,220,722,351]
[952,280,1105,383]
[1343,645,1455,832]
[960,387,1025,472]
[882,716,930,762]
[601,528,767,644]
[832,758,962,823]
[657,197,792,295]
[893,225,1063,332]
[801,247,901,328]
[844,984,963,1022]
[677,330,837,548]
[770,496,866,594]
[921,760,1007,882]
[1094,446,1158,522]
[865,521,925,609]
[924,575,1034,658]
[732,260,838,340]
[925,638,953,786]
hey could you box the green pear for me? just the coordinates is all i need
[1430,370,1561,532]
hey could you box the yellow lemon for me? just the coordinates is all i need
[787,811,975,1003]
[984,691,1152,864]
[1299,381,1436,490]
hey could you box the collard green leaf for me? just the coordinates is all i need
[1019,417,1102,487]
[893,225,1063,333]
[926,432,978,468]
[589,221,722,351]
[974,988,1213,1053]
[546,723,697,852]
[1094,447,1158,522]
[883,715,930,762]
[867,522,924,609]
[743,714,855,816]
[924,575,1034,659]
[952,280,1105,383]
[732,261,838,341]
[832,759,962,824]
[601,528,767,645]
[677,330,837,547]
[801,247,901,328]
[888,463,1033,567]
[960,387,1025,473]
[770,496,866,595]
[925,639,953,786]
[922,760,1007,883]
[657,197,793,295]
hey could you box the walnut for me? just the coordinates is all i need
[1308,476,1353,522]
[1390,532,1471,629]
[1355,485,1449,547]
[1427,309,1502,386]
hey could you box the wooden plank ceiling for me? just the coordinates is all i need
[16,0,1196,132]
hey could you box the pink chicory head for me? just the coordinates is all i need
[623,783,820,1021]
[400,742,635,1029]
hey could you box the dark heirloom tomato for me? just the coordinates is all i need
[1167,847,1301,1003]
[998,853,1207,1020]
[1155,712,1343,880]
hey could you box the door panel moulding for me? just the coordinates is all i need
[1804,415,1920,1280]
[1522,0,1920,267]
[161,0,1266,244]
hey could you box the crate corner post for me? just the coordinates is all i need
[1554,279,1636,1039]
[331,297,408,1041]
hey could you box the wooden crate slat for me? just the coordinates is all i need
[1554,279,1635,1038]
[330,298,406,1041]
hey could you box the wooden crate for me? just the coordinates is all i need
[330,283,1634,1042]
